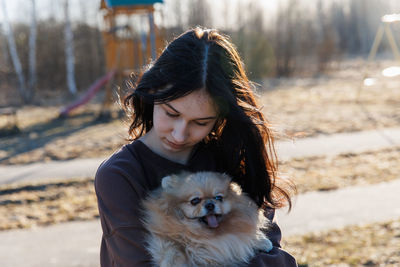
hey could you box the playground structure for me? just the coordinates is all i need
[368,13,400,62]
[362,13,400,87]
[60,0,164,118]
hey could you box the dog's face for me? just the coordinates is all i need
[161,172,241,229]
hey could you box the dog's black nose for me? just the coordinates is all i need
[205,202,215,211]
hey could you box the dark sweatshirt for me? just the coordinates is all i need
[95,140,297,266]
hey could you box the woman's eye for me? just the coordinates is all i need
[190,197,201,206]
[215,195,223,201]
[195,121,208,126]
[166,112,179,117]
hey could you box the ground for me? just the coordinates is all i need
[1,60,399,165]
[283,218,400,266]
[0,59,399,266]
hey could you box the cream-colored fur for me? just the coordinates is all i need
[141,172,273,267]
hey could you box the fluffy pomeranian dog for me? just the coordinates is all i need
[141,171,273,267]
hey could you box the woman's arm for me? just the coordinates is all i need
[95,162,152,266]
[248,247,297,267]
[247,208,297,267]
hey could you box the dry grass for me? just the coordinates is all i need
[0,104,127,165]
[261,60,400,139]
[283,218,400,266]
[0,178,98,231]
[280,147,400,194]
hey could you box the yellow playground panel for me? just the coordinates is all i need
[99,0,164,113]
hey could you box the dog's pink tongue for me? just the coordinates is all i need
[206,215,219,228]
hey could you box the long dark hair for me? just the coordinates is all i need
[124,27,294,210]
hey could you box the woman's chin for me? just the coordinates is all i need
[162,140,192,153]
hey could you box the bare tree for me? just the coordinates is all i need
[330,2,348,53]
[28,0,37,98]
[346,0,388,54]
[315,0,336,72]
[222,0,230,30]
[187,0,212,28]
[1,0,28,103]
[232,0,246,59]
[274,0,297,76]
[240,1,274,79]
[173,0,184,30]
[0,25,10,71]
[64,0,77,96]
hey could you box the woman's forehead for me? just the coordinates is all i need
[165,90,218,118]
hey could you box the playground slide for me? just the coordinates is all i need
[59,70,116,117]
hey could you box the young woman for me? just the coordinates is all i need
[95,27,296,266]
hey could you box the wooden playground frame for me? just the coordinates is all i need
[368,13,400,62]
[60,0,164,118]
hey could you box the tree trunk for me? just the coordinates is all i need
[28,0,37,99]
[64,0,77,96]
[1,0,28,103]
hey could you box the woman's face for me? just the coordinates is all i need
[147,89,218,162]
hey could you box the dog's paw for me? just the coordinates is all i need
[263,238,273,253]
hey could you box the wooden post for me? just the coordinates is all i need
[368,14,400,62]
[148,11,156,60]
[384,23,400,61]
[367,25,384,62]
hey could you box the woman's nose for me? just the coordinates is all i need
[171,120,188,143]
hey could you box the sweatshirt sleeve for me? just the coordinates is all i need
[247,247,298,267]
[95,160,152,267]
[247,208,298,267]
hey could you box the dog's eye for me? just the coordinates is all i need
[190,197,201,206]
[215,195,223,201]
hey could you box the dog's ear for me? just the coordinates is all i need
[161,175,177,191]
[229,182,242,195]
[219,172,233,183]
[161,171,193,191]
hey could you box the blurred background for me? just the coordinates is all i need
[1,0,400,105]
[0,0,400,266]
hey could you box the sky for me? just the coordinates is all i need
[2,0,400,30]
[1,0,101,25]
[0,0,282,29]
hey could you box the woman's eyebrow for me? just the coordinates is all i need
[164,103,180,113]
[195,116,217,121]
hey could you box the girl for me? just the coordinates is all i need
[95,27,296,266]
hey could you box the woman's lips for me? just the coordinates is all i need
[165,139,185,149]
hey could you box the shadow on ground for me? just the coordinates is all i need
[0,111,111,164]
